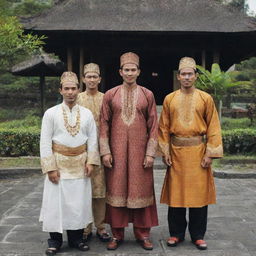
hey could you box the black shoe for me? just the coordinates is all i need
[96,231,111,242]
[45,247,59,255]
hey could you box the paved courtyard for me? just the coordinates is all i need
[0,169,256,256]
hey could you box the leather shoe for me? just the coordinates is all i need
[107,238,123,250]
[137,237,153,250]
[96,230,111,242]
[193,239,207,250]
[167,237,184,247]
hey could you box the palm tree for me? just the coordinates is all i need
[196,63,250,121]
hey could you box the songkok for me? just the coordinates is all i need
[120,52,139,67]
[179,57,196,71]
[60,71,79,85]
[84,63,100,75]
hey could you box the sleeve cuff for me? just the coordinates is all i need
[206,143,223,158]
[99,138,111,156]
[87,151,101,166]
[146,138,158,157]
[41,155,57,174]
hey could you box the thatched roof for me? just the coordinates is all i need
[11,54,65,76]
[23,0,256,33]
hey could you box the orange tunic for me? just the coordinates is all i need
[158,89,223,208]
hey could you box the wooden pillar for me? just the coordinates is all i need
[201,50,206,68]
[213,50,220,64]
[67,48,73,71]
[79,46,84,91]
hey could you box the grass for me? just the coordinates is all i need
[0,157,40,168]
[212,154,256,170]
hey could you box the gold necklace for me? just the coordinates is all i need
[62,106,80,137]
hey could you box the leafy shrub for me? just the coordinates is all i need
[0,114,41,129]
[222,129,256,154]
[0,127,40,156]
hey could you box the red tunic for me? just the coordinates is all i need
[100,84,158,209]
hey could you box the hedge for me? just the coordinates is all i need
[0,128,255,157]
[222,128,256,154]
[0,128,40,157]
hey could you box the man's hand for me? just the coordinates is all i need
[143,156,154,168]
[162,155,172,166]
[48,170,60,184]
[201,155,212,168]
[85,164,93,177]
[102,154,113,168]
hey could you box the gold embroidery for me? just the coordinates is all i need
[99,138,111,156]
[206,144,223,157]
[54,151,87,179]
[177,90,197,128]
[77,92,104,128]
[146,138,158,157]
[41,155,57,174]
[87,151,101,166]
[158,142,170,156]
[121,85,138,126]
[91,165,106,198]
[107,194,154,208]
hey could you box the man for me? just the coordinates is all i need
[158,57,223,250]
[40,71,100,255]
[77,63,110,242]
[99,52,158,251]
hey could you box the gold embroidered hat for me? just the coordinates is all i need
[120,52,139,67]
[84,63,100,75]
[60,71,79,85]
[178,57,196,71]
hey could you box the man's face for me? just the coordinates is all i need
[82,72,101,90]
[177,68,197,89]
[119,63,140,85]
[59,82,79,105]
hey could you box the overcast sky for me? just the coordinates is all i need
[247,0,256,14]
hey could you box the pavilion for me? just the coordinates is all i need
[23,0,256,103]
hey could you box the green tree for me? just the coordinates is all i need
[196,63,249,121]
[0,0,48,71]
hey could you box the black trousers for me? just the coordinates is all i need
[168,206,208,242]
[48,229,84,249]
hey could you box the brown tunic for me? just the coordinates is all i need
[77,91,106,198]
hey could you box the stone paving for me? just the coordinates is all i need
[0,169,256,256]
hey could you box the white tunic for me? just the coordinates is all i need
[39,102,100,233]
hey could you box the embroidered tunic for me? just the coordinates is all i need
[159,89,223,208]
[100,84,158,208]
[77,91,106,198]
[39,102,100,233]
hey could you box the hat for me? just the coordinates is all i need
[178,57,196,71]
[120,52,139,67]
[84,63,100,75]
[60,71,79,85]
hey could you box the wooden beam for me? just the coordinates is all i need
[79,46,84,91]
[67,48,73,71]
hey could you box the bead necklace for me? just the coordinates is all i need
[62,106,80,137]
